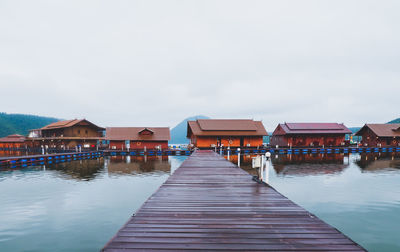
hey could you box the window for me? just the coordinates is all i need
[78,130,80,134]
[85,130,88,134]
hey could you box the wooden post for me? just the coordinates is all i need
[237,148,241,167]
[264,152,271,184]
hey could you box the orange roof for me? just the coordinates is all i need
[187,119,268,137]
[41,119,105,130]
[105,127,170,141]
[0,134,26,143]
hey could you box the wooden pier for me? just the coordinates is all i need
[103,150,364,251]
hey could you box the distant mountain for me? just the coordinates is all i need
[0,112,59,137]
[348,127,361,134]
[170,115,210,144]
[388,118,400,124]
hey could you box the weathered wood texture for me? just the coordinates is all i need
[103,150,364,251]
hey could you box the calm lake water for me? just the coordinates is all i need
[1,152,400,251]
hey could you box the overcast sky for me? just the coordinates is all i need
[1,0,399,131]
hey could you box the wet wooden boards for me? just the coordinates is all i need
[103,150,364,251]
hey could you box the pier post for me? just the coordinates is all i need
[264,152,271,184]
[237,148,241,167]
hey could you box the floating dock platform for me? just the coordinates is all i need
[102,150,364,251]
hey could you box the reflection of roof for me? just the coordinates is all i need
[362,160,400,171]
[356,124,400,137]
[275,123,351,135]
[187,119,267,136]
[274,163,347,176]
[108,157,171,174]
[0,134,26,143]
[41,119,105,130]
[105,127,170,141]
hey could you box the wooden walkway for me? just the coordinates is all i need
[103,150,364,251]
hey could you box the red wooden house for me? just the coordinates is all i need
[270,123,352,147]
[355,123,400,147]
[27,119,105,149]
[0,134,26,149]
[105,127,170,150]
[187,119,267,148]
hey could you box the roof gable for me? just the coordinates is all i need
[106,127,170,141]
[356,123,400,137]
[187,119,268,137]
[0,134,26,143]
[41,119,105,131]
[275,123,352,135]
[197,119,257,131]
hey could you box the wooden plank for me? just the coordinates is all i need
[102,150,364,251]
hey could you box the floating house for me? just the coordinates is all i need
[105,127,170,150]
[270,123,352,147]
[186,119,267,148]
[355,123,400,147]
[0,134,26,149]
[27,119,105,149]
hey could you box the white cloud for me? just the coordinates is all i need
[1,0,399,130]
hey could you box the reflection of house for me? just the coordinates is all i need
[355,124,400,147]
[105,127,170,150]
[272,154,347,176]
[47,158,103,180]
[356,153,400,170]
[270,123,351,147]
[107,156,170,174]
[27,119,105,149]
[0,134,26,148]
[187,119,267,148]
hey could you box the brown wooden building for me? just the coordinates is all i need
[355,123,400,147]
[27,119,105,149]
[270,123,352,148]
[187,119,267,148]
[105,127,170,150]
[0,134,26,149]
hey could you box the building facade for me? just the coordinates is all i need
[355,124,400,147]
[105,127,170,150]
[187,119,267,148]
[270,123,352,147]
[27,119,105,149]
[0,134,26,149]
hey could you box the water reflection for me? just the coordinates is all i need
[273,154,348,176]
[45,158,104,181]
[0,156,186,252]
[106,156,171,175]
[229,153,349,177]
[0,150,36,157]
[356,153,400,171]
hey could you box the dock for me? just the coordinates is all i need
[0,151,103,167]
[103,150,364,251]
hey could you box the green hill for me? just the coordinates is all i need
[0,112,60,137]
[349,127,361,134]
[170,115,210,144]
[388,118,400,124]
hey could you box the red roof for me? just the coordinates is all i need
[274,123,352,135]
[105,127,170,141]
[355,124,400,137]
[41,119,105,131]
[0,134,26,143]
[187,119,267,137]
